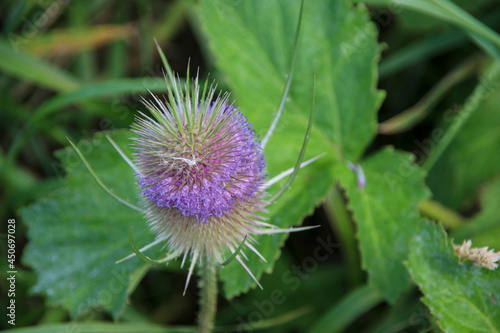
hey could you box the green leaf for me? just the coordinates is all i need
[338,147,430,302]
[199,0,383,298]
[426,64,500,210]
[20,130,159,318]
[452,177,500,249]
[200,0,383,163]
[0,39,79,92]
[407,221,500,332]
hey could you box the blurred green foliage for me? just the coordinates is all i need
[1,0,500,332]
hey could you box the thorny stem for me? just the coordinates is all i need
[198,261,218,333]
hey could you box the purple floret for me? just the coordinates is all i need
[133,102,266,222]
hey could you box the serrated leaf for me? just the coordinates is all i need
[199,0,383,298]
[407,221,500,332]
[426,62,500,210]
[338,147,430,302]
[452,177,500,249]
[20,130,160,318]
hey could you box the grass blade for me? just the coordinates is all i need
[0,40,79,91]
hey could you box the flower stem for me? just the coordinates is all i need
[198,261,218,333]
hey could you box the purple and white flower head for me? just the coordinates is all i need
[135,98,266,223]
[130,53,317,293]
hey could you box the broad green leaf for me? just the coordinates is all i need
[452,177,500,249]
[338,147,430,302]
[21,130,160,318]
[199,0,383,298]
[426,65,500,210]
[0,40,79,92]
[200,0,383,163]
[407,221,500,332]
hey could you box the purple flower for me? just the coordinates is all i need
[131,72,274,291]
[129,63,316,293]
[134,102,265,221]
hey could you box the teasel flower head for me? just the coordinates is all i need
[128,45,316,294]
[134,94,265,222]
[133,77,267,282]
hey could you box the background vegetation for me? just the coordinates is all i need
[1,0,500,332]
